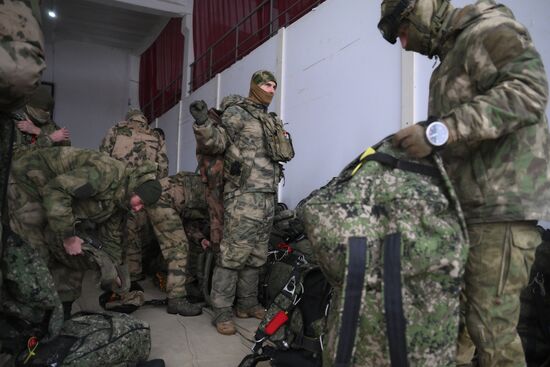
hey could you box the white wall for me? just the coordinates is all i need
[177,0,550,208]
[182,0,402,208]
[42,40,139,149]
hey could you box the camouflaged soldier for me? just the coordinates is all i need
[100,108,168,281]
[12,85,70,161]
[379,0,550,365]
[0,3,45,348]
[7,147,162,317]
[191,70,293,335]
[143,171,209,316]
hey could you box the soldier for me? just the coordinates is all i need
[191,70,294,335]
[100,108,168,282]
[0,1,45,363]
[142,171,209,316]
[7,147,162,317]
[12,84,70,161]
[379,0,550,365]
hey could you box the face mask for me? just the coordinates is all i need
[248,82,274,106]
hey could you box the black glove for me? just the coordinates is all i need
[189,100,209,125]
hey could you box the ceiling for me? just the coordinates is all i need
[41,0,192,54]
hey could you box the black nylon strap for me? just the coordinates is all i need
[383,232,408,367]
[365,152,440,178]
[334,237,367,367]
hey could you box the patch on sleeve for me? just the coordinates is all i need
[73,183,94,199]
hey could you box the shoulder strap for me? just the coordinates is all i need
[334,237,368,366]
[383,232,409,367]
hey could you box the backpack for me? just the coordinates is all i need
[298,138,468,366]
[518,227,550,366]
[15,311,151,367]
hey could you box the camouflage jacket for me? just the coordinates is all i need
[10,147,158,263]
[100,118,168,179]
[0,0,45,112]
[431,0,550,223]
[193,95,281,196]
[145,172,208,241]
[12,117,71,161]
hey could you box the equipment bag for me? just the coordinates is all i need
[240,242,331,367]
[298,138,468,366]
[518,228,550,367]
[16,311,151,367]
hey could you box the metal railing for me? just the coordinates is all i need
[141,72,183,122]
[190,0,325,91]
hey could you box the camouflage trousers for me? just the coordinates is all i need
[210,192,275,319]
[457,221,538,367]
[146,204,194,299]
[126,211,154,280]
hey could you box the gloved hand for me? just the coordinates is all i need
[189,100,209,125]
[392,124,432,158]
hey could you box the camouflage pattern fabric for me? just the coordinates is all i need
[144,172,209,299]
[195,108,225,249]
[7,147,157,301]
[425,0,550,224]
[1,232,64,343]
[12,113,70,161]
[298,140,468,366]
[17,311,151,367]
[193,95,282,196]
[100,111,169,280]
[397,1,550,365]
[0,0,45,112]
[194,94,284,322]
[463,221,538,366]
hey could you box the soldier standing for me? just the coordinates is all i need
[191,70,294,335]
[143,171,209,316]
[12,85,70,160]
[379,0,550,365]
[100,108,168,281]
[7,147,162,318]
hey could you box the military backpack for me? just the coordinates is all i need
[298,137,468,366]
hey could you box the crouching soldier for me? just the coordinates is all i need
[7,147,161,318]
[143,171,209,316]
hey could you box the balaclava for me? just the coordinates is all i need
[379,0,453,57]
[25,85,53,126]
[248,70,277,107]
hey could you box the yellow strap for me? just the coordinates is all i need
[351,147,376,176]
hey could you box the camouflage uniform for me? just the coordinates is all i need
[144,172,208,301]
[193,86,283,326]
[380,1,550,365]
[7,147,158,302]
[99,109,168,280]
[0,3,45,350]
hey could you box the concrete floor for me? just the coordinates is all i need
[74,272,262,367]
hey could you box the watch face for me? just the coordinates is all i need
[426,121,449,147]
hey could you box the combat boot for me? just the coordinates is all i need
[235,304,266,319]
[216,320,237,335]
[167,298,202,316]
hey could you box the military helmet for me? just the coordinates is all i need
[378,0,413,44]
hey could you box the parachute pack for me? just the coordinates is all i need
[298,138,468,366]
[240,238,330,367]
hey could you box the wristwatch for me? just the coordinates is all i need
[425,120,449,149]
